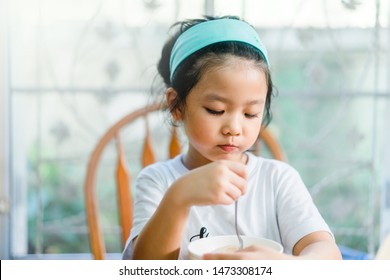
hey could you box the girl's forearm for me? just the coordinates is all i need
[297,240,342,260]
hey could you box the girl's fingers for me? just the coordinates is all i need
[212,161,248,203]
[203,253,242,260]
[222,180,245,203]
[227,172,247,195]
[203,244,286,260]
[216,160,247,193]
[177,160,248,206]
[222,160,248,180]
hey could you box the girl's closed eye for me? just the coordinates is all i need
[205,107,224,115]
[245,112,260,119]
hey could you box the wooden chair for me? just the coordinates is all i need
[84,102,286,259]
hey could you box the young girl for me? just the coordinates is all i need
[122,15,342,260]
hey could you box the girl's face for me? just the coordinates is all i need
[170,58,268,169]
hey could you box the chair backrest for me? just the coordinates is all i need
[84,102,287,259]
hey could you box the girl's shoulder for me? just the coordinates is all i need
[247,153,305,192]
[137,154,187,180]
[247,152,300,178]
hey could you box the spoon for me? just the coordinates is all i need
[235,199,244,250]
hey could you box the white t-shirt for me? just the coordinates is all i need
[123,152,332,259]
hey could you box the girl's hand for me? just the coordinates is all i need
[202,245,292,260]
[168,160,247,208]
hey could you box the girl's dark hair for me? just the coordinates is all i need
[157,15,275,127]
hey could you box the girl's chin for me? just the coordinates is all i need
[209,152,246,162]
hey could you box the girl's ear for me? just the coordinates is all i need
[166,87,183,121]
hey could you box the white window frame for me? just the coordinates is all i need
[382,22,390,242]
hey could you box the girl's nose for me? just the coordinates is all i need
[222,116,241,136]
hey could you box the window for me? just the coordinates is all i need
[5,0,390,259]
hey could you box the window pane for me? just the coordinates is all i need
[8,0,390,258]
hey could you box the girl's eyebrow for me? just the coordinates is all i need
[205,93,228,103]
[204,93,264,105]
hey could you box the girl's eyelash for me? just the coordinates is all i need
[205,108,259,118]
[245,113,259,118]
[205,108,224,115]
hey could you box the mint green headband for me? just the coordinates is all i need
[169,18,269,81]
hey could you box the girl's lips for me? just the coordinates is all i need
[218,145,238,152]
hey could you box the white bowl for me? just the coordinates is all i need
[188,235,283,260]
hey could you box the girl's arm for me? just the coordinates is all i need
[203,231,342,260]
[132,160,247,260]
[131,184,190,259]
[292,231,342,260]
